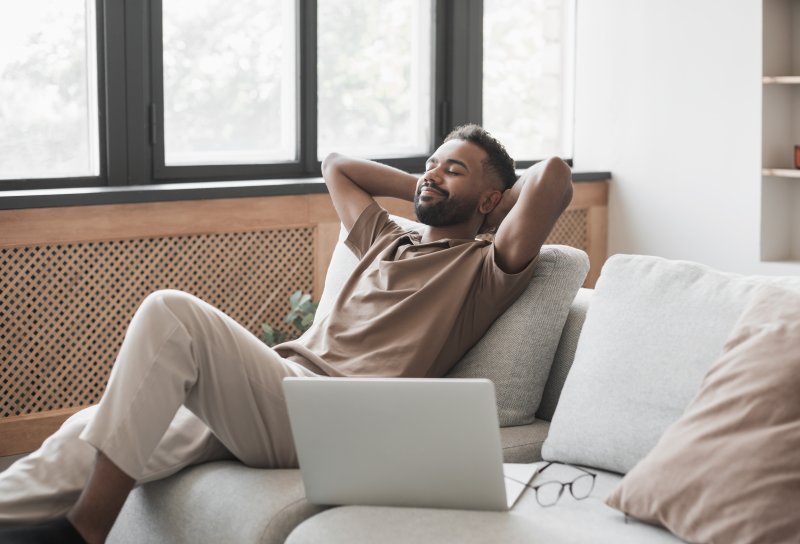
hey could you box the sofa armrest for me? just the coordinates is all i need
[108,463,326,544]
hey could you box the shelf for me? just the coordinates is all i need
[763,76,800,84]
[761,0,800,263]
[762,168,800,178]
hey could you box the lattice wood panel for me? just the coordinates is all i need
[1,228,314,418]
[545,209,588,250]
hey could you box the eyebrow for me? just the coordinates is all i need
[426,157,470,172]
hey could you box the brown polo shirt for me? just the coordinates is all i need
[274,201,537,378]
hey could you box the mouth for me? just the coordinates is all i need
[418,184,447,198]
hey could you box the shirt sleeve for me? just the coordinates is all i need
[475,243,544,310]
[344,201,399,259]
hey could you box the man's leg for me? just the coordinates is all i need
[1,289,317,541]
[0,406,232,524]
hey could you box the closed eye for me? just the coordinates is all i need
[425,159,462,175]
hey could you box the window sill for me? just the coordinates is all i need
[0,172,610,210]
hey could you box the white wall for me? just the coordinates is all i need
[573,0,800,276]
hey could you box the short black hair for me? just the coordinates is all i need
[444,124,516,191]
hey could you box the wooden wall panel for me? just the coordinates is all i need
[0,407,82,457]
[1,228,315,418]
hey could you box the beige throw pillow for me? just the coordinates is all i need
[606,285,800,544]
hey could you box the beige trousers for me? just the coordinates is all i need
[0,289,317,522]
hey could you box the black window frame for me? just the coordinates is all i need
[0,0,569,193]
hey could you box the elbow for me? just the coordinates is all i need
[544,156,571,183]
[543,157,573,207]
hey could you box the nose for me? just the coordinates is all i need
[424,164,444,185]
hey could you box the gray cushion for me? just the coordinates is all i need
[108,462,326,544]
[318,220,589,427]
[445,245,589,426]
[542,254,800,474]
[285,463,685,544]
[536,288,593,422]
[500,420,550,463]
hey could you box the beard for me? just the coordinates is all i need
[414,190,477,227]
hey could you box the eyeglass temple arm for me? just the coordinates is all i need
[503,462,596,488]
[503,461,554,488]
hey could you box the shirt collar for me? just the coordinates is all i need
[401,229,486,248]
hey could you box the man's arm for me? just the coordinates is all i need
[321,153,418,232]
[487,157,573,274]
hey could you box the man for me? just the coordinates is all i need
[0,124,572,543]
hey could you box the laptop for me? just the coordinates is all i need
[282,377,538,511]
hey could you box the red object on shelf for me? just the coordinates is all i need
[795,145,800,169]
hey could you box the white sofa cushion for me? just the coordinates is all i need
[285,463,685,544]
[317,218,588,426]
[542,254,800,474]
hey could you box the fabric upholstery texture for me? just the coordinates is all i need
[605,285,800,544]
[498,420,550,463]
[542,254,800,474]
[445,245,588,425]
[285,463,684,544]
[319,220,588,426]
[536,288,592,422]
[108,462,326,544]
[108,422,553,543]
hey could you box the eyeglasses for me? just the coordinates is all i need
[508,462,597,507]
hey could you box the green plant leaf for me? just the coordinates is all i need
[284,310,298,325]
[289,290,303,308]
[260,325,275,346]
[263,291,318,345]
[260,324,288,347]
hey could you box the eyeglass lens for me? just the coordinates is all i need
[570,473,594,499]
[535,473,595,506]
[535,481,564,506]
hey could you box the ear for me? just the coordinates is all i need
[478,189,503,215]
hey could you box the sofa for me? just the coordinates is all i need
[108,218,800,544]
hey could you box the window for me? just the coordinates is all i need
[483,0,575,160]
[317,0,433,159]
[0,0,100,181]
[162,0,297,166]
[0,0,575,191]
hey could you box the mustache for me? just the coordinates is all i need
[418,182,448,197]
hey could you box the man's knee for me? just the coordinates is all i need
[138,289,200,319]
[140,288,194,307]
[37,405,98,453]
[61,405,99,434]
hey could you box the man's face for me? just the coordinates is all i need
[414,139,492,227]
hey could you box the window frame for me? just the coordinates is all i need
[0,0,571,193]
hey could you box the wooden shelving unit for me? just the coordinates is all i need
[763,75,800,84]
[761,0,800,262]
[762,168,800,178]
